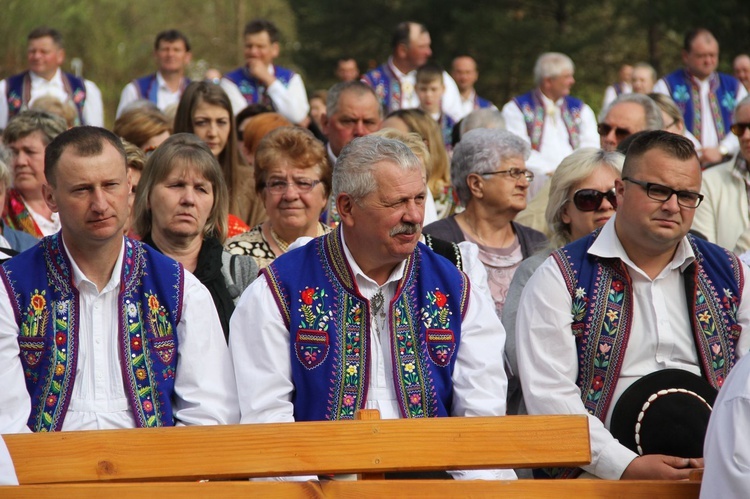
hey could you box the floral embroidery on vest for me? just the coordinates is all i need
[295,287,333,369]
[421,289,457,367]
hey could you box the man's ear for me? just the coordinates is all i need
[43,183,58,213]
[336,193,355,227]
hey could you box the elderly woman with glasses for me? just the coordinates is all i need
[133,133,258,341]
[225,127,332,269]
[423,128,548,316]
[502,147,623,418]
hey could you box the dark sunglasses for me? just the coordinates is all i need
[572,188,618,211]
[731,122,750,137]
[597,123,632,141]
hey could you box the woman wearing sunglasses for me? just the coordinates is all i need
[502,147,624,418]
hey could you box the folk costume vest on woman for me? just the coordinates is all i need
[262,228,469,421]
[543,229,742,478]
[5,71,86,124]
[512,89,584,152]
[663,70,740,143]
[224,65,295,107]
[1,234,184,432]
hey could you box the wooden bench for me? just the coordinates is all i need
[0,411,701,498]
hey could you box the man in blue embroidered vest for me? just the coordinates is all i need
[0,27,103,128]
[362,22,463,121]
[0,126,238,434]
[654,28,748,167]
[451,55,497,122]
[502,52,599,184]
[598,93,664,152]
[516,130,750,480]
[221,19,309,124]
[230,135,515,480]
[116,30,192,118]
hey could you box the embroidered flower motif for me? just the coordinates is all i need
[343,394,355,407]
[136,368,147,380]
[599,343,611,354]
[575,287,586,299]
[55,332,66,346]
[304,350,318,363]
[131,337,142,351]
[55,363,65,376]
[143,400,153,412]
[162,367,175,379]
[404,362,415,373]
[346,365,357,376]
[30,293,46,311]
[606,310,619,322]
[145,292,173,338]
[611,280,624,292]
[434,291,447,308]
[46,394,57,407]
[592,376,603,391]
[57,302,66,313]
[410,393,421,405]
[148,295,159,312]
[673,85,690,103]
[301,288,315,305]
[698,311,712,323]
[127,303,138,318]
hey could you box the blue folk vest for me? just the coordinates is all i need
[1,234,185,431]
[541,230,742,478]
[133,73,190,105]
[474,94,494,110]
[512,90,584,151]
[362,63,403,116]
[224,65,295,107]
[5,71,86,124]
[262,228,469,421]
[663,70,740,142]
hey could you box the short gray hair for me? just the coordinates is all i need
[334,135,421,202]
[599,93,664,131]
[459,108,506,137]
[3,110,67,145]
[0,157,10,188]
[545,148,624,247]
[534,52,574,86]
[734,95,750,121]
[326,80,381,118]
[451,128,530,206]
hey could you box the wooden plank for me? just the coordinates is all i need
[0,479,701,499]
[320,479,701,499]
[4,415,590,485]
[0,481,324,499]
[355,409,385,480]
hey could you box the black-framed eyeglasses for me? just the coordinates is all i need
[731,122,750,137]
[481,168,534,182]
[597,123,633,141]
[622,177,703,208]
[572,188,618,211]
[264,178,322,194]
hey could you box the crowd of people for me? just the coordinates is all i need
[0,19,750,494]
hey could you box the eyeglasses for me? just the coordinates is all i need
[730,122,750,137]
[264,178,322,194]
[597,123,633,141]
[481,168,535,182]
[572,188,618,211]
[622,177,703,208]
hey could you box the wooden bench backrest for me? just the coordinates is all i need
[3,414,590,485]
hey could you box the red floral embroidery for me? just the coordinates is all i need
[31,294,46,311]
[592,376,603,391]
[46,394,57,407]
[131,337,142,351]
[434,291,447,308]
[343,394,355,407]
[612,281,624,292]
[55,332,66,346]
[148,295,159,311]
[143,400,153,412]
[301,288,315,305]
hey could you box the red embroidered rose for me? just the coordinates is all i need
[434,291,447,308]
[717,375,724,387]
[592,376,603,391]
[143,400,153,412]
[55,332,66,346]
[46,394,57,407]
[131,337,142,351]
[612,281,624,292]
[148,295,159,311]
[31,294,46,311]
[301,288,315,305]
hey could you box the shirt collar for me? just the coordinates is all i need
[29,68,63,85]
[387,56,409,80]
[340,228,406,289]
[539,90,563,109]
[588,215,696,276]
[732,155,750,184]
[62,235,125,293]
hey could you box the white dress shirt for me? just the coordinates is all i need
[221,64,310,124]
[384,58,463,121]
[230,230,515,480]
[702,353,750,498]
[0,69,104,128]
[0,237,239,434]
[116,72,186,117]
[502,91,599,176]
[516,217,750,479]
[601,83,632,110]
[654,75,747,153]
[24,198,60,237]
[456,89,498,121]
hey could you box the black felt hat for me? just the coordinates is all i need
[610,369,717,458]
